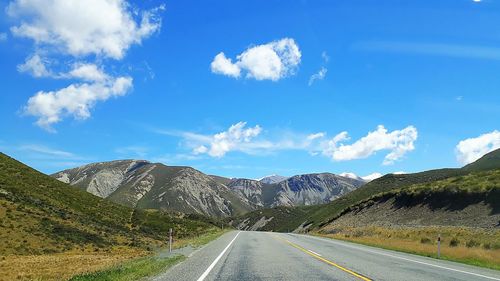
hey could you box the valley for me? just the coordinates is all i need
[0,149,499,279]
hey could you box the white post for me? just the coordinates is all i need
[169,228,173,253]
[437,234,441,259]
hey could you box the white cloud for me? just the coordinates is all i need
[155,124,418,164]
[210,53,241,78]
[308,67,327,86]
[361,172,383,181]
[8,0,163,131]
[210,38,301,81]
[322,125,418,165]
[7,0,164,59]
[67,63,108,82]
[19,144,77,158]
[204,122,262,157]
[0,33,7,41]
[456,130,500,165]
[24,76,132,131]
[307,132,325,141]
[17,54,52,77]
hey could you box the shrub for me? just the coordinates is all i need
[449,238,459,247]
[420,237,431,244]
[466,240,480,248]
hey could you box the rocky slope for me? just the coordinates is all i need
[225,173,364,208]
[55,161,365,218]
[258,174,288,184]
[53,160,255,217]
[272,173,364,206]
[231,149,500,232]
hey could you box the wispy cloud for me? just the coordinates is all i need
[355,41,500,60]
[308,67,327,86]
[152,122,418,165]
[309,51,329,86]
[115,145,149,158]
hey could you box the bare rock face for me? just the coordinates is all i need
[227,178,266,208]
[227,173,365,208]
[54,161,365,218]
[273,173,364,206]
[52,160,254,217]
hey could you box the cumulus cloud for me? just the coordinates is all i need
[67,63,108,82]
[24,76,132,131]
[154,123,418,165]
[7,0,164,59]
[201,122,262,157]
[210,38,301,81]
[8,0,163,131]
[308,67,327,86]
[322,125,418,165]
[456,130,500,165]
[210,53,241,78]
[17,54,52,77]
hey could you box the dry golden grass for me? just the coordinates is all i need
[316,226,500,270]
[0,247,147,281]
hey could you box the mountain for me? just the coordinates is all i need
[463,148,500,172]
[0,152,219,256]
[53,160,254,218]
[339,172,365,182]
[271,173,365,206]
[225,173,365,209]
[55,162,366,217]
[232,148,500,232]
[258,174,288,184]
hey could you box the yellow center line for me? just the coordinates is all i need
[272,234,372,281]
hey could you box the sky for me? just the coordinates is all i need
[0,0,499,180]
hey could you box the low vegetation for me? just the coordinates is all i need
[69,255,185,281]
[315,226,500,270]
[0,153,225,280]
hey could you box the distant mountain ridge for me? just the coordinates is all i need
[258,174,289,184]
[54,162,366,217]
[232,148,500,232]
[53,160,255,218]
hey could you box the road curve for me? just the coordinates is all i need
[152,231,500,281]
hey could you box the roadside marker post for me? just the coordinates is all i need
[169,228,173,253]
[437,234,441,259]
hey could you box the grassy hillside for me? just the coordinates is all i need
[232,148,500,232]
[0,152,223,280]
[463,148,500,172]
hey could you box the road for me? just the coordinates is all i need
[152,231,500,281]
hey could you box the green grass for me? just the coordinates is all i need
[0,152,223,255]
[232,149,500,233]
[68,255,185,281]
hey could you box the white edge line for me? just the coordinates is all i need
[196,231,241,281]
[302,234,500,281]
[308,249,322,256]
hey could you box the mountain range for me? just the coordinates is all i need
[53,162,365,217]
[231,148,500,232]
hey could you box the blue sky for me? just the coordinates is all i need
[0,0,499,179]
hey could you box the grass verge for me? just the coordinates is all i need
[67,228,229,281]
[69,255,185,281]
[314,226,500,270]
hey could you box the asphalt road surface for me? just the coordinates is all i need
[152,231,500,281]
